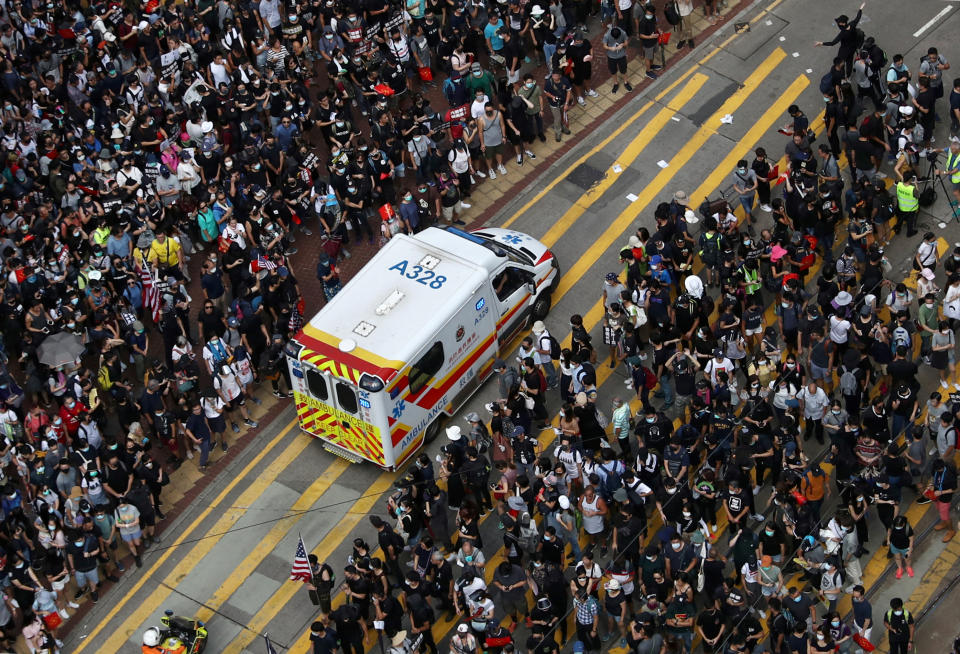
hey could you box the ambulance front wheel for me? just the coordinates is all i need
[531,293,552,321]
[424,417,445,444]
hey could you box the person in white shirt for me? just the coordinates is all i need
[212,363,259,436]
[797,381,829,444]
[704,348,734,387]
[531,321,558,388]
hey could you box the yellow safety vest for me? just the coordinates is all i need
[947,151,960,184]
[896,182,918,212]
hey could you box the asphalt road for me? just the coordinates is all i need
[64,0,960,651]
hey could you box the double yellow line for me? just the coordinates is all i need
[73,418,307,653]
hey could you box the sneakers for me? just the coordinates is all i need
[941,380,949,389]
[577,96,586,106]
[555,133,562,142]
[453,219,466,225]
[59,609,70,619]
[488,168,497,180]
[539,133,546,142]
[561,127,571,134]
[244,419,259,428]
[231,422,240,433]
[646,71,658,80]
[91,591,99,603]
[907,566,914,577]
[302,227,313,236]
[624,82,633,91]
[135,556,143,568]
[73,589,85,601]
[896,568,903,579]
[611,83,619,94]
[586,89,598,97]
[272,390,286,398]
[221,441,229,451]
[106,574,120,583]
[760,203,773,212]
[67,601,80,609]
[516,154,523,165]
[525,150,536,159]
[497,164,507,176]
[751,514,765,522]
[117,561,126,573]
[460,202,472,209]
[475,170,486,178]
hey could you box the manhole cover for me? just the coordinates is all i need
[567,162,606,191]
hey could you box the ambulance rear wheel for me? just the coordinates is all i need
[424,417,445,444]
[532,293,552,321]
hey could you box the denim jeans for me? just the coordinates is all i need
[543,43,557,71]
[660,374,675,405]
[198,438,211,467]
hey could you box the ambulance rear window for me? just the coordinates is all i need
[306,369,329,401]
[409,341,444,394]
[336,382,358,414]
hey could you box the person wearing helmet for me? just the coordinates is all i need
[263,333,294,399]
[142,626,165,653]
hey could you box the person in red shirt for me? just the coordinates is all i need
[58,395,87,440]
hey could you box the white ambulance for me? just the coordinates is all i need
[285,226,560,469]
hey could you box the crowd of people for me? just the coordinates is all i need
[0,0,729,648]
[284,7,960,654]
[0,0,944,648]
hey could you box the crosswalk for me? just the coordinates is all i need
[70,12,960,652]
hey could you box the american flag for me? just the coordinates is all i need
[136,261,161,324]
[289,534,312,582]
[257,255,278,272]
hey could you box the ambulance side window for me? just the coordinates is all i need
[306,369,329,401]
[336,383,358,414]
[409,341,444,394]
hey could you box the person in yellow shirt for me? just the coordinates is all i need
[146,230,184,280]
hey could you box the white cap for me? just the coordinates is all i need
[558,495,570,510]
[530,4,545,14]
[605,579,621,591]
[201,121,214,133]
[684,208,699,224]
[531,320,546,334]
[137,20,149,30]
[899,105,915,116]
[457,624,469,634]
[446,426,462,441]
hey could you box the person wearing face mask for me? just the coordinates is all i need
[883,597,914,654]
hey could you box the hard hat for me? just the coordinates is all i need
[143,627,162,647]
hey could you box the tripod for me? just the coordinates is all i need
[916,150,960,223]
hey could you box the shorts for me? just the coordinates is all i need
[208,415,227,434]
[889,544,909,556]
[744,326,762,336]
[502,594,527,617]
[227,395,245,410]
[484,144,503,158]
[607,57,627,75]
[52,578,66,592]
[75,567,99,588]
[809,362,830,381]
[441,202,462,220]
[121,528,142,543]
[642,45,656,61]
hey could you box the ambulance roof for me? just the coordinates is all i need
[307,228,502,365]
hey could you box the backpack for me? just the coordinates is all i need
[853,27,865,50]
[600,461,623,499]
[547,334,561,360]
[839,366,859,396]
[641,366,657,389]
[892,325,912,350]
[517,511,539,551]
[819,70,836,95]
[663,1,681,26]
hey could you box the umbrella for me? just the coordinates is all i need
[37,331,85,369]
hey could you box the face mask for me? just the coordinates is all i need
[47,523,55,531]
[832,409,841,416]
[646,417,655,423]
[765,529,774,536]
[817,635,825,642]
[894,610,903,616]
[666,487,676,495]
[781,301,790,308]
[682,511,691,518]
[794,596,802,603]
[473,71,482,77]
[671,542,682,550]
[831,620,840,627]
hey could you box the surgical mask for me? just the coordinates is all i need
[794,596,802,603]
[74,540,84,547]
[831,620,840,627]
[832,409,841,416]
[525,82,534,89]
[894,610,903,616]
[646,417,655,423]
[817,635,825,642]
[682,511,691,518]
[671,542,682,550]
[765,529,774,536]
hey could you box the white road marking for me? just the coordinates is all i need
[913,6,952,37]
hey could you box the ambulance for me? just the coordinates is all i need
[285,226,560,469]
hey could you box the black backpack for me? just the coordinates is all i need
[663,1,681,25]
[548,334,561,359]
[819,70,836,95]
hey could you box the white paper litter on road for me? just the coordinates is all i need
[779,36,786,41]
[940,222,949,229]
[792,52,800,57]
[806,69,813,74]
[765,19,773,25]
[626,193,639,202]
[720,114,734,125]
[657,160,669,168]
[612,164,623,173]
[670,116,681,121]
